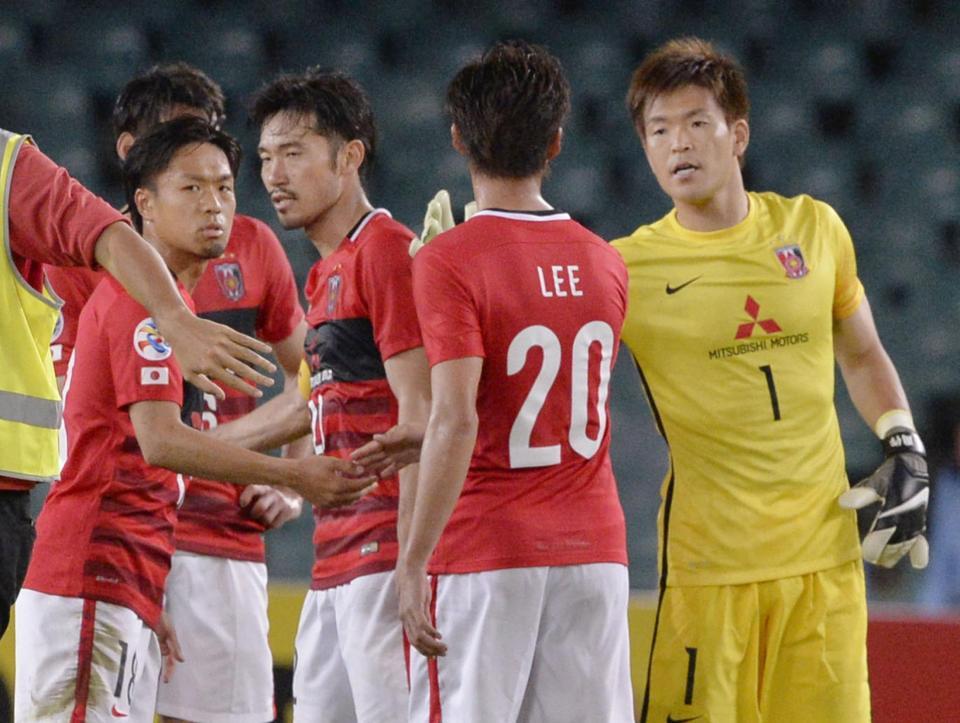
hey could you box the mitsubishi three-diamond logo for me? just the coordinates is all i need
[734,295,781,339]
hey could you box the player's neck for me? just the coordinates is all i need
[471,172,552,213]
[142,233,206,292]
[673,177,749,233]
[305,186,375,259]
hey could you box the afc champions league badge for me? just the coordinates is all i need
[133,317,173,361]
[214,261,245,301]
[775,243,809,279]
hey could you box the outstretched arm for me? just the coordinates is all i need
[129,400,377,509]
[94,221,276,399]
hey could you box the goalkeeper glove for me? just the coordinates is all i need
[409,189,455,257]
[408,190,478,257]
[838,426,930,569]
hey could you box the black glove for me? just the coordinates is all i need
[838,427,929,569]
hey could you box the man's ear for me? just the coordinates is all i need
[733,117,750,160]
[116,132,136,161]
[134,187,153,225]
[546,127,563,161]
[450,123,467,156]
[340,139,366,176]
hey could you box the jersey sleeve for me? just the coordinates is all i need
[821,202,865,320]
[412,243,484,366]
[251,220,305,343]
[9,143,126,267]
[357,229,422,361]
[107,295,184,410]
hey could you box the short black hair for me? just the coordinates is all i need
[446,40,570,179]
[249,68,376,179]
[123,116,241,233]
[112,62,226,141]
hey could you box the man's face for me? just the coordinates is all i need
[641,84,748,207]
[258,111,343,231]
[139,142,235,260]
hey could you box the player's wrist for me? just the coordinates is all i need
[874,409,914,438]
[875,409,925,457]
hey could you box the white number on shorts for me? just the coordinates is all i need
[308,396,326,455]
[507,321,614,469]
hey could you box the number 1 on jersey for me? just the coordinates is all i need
[759,364,781,421]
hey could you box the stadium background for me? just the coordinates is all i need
[2,0,960,720]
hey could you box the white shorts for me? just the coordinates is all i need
[147,552,274,723]
[408,563,634,723]
[15,589,159,722]
[292,570,407,723]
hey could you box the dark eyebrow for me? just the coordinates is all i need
[645,108,709,125]
[257,141,304,154]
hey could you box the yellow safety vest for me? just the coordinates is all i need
[0,129,63,481]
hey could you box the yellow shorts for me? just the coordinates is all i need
[641,560,869,723]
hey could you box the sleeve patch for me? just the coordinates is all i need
[133,317,173,361]
[140,367,170,386]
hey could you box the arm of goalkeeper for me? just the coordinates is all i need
[839,425,930,569]
[409,190,477,257]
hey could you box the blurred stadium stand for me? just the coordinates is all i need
[2,0,958,607]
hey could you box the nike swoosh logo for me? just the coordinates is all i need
[110,705,128,718]
[666,716,701,723]
[665,275,702,294]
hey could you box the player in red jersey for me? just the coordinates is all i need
[249,69,429,722]
[395,41,634,722]
[16,118,376,722]
[45,63,310,723]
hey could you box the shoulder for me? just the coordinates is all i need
[753,191,842,228]
[611,213,672,253]
[229,214,284,251]
[355,211,415,252]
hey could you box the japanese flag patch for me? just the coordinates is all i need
[141,367,170,385]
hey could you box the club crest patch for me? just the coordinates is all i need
[327,275,342,315]
[133,317,172,361]
[775,244,809,279]
[214,262,245,301]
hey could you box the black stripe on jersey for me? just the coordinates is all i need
[633,355,676,723]
[484,207,563,216]
[305,318,386,385]
[640,470,674,723]
[198,307,258,339]
[633,355,666,440]
[180,382,204,427]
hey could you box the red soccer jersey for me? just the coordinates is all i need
[304,209,421,589]
[46,215,304,562]
[412,209,629,574]
[0,142,125,492]
[23,276,195,628]
[175,214,304,562]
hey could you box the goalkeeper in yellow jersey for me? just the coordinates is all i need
[614,37,928,723]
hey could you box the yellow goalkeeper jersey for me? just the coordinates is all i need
[613,191,864,586]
